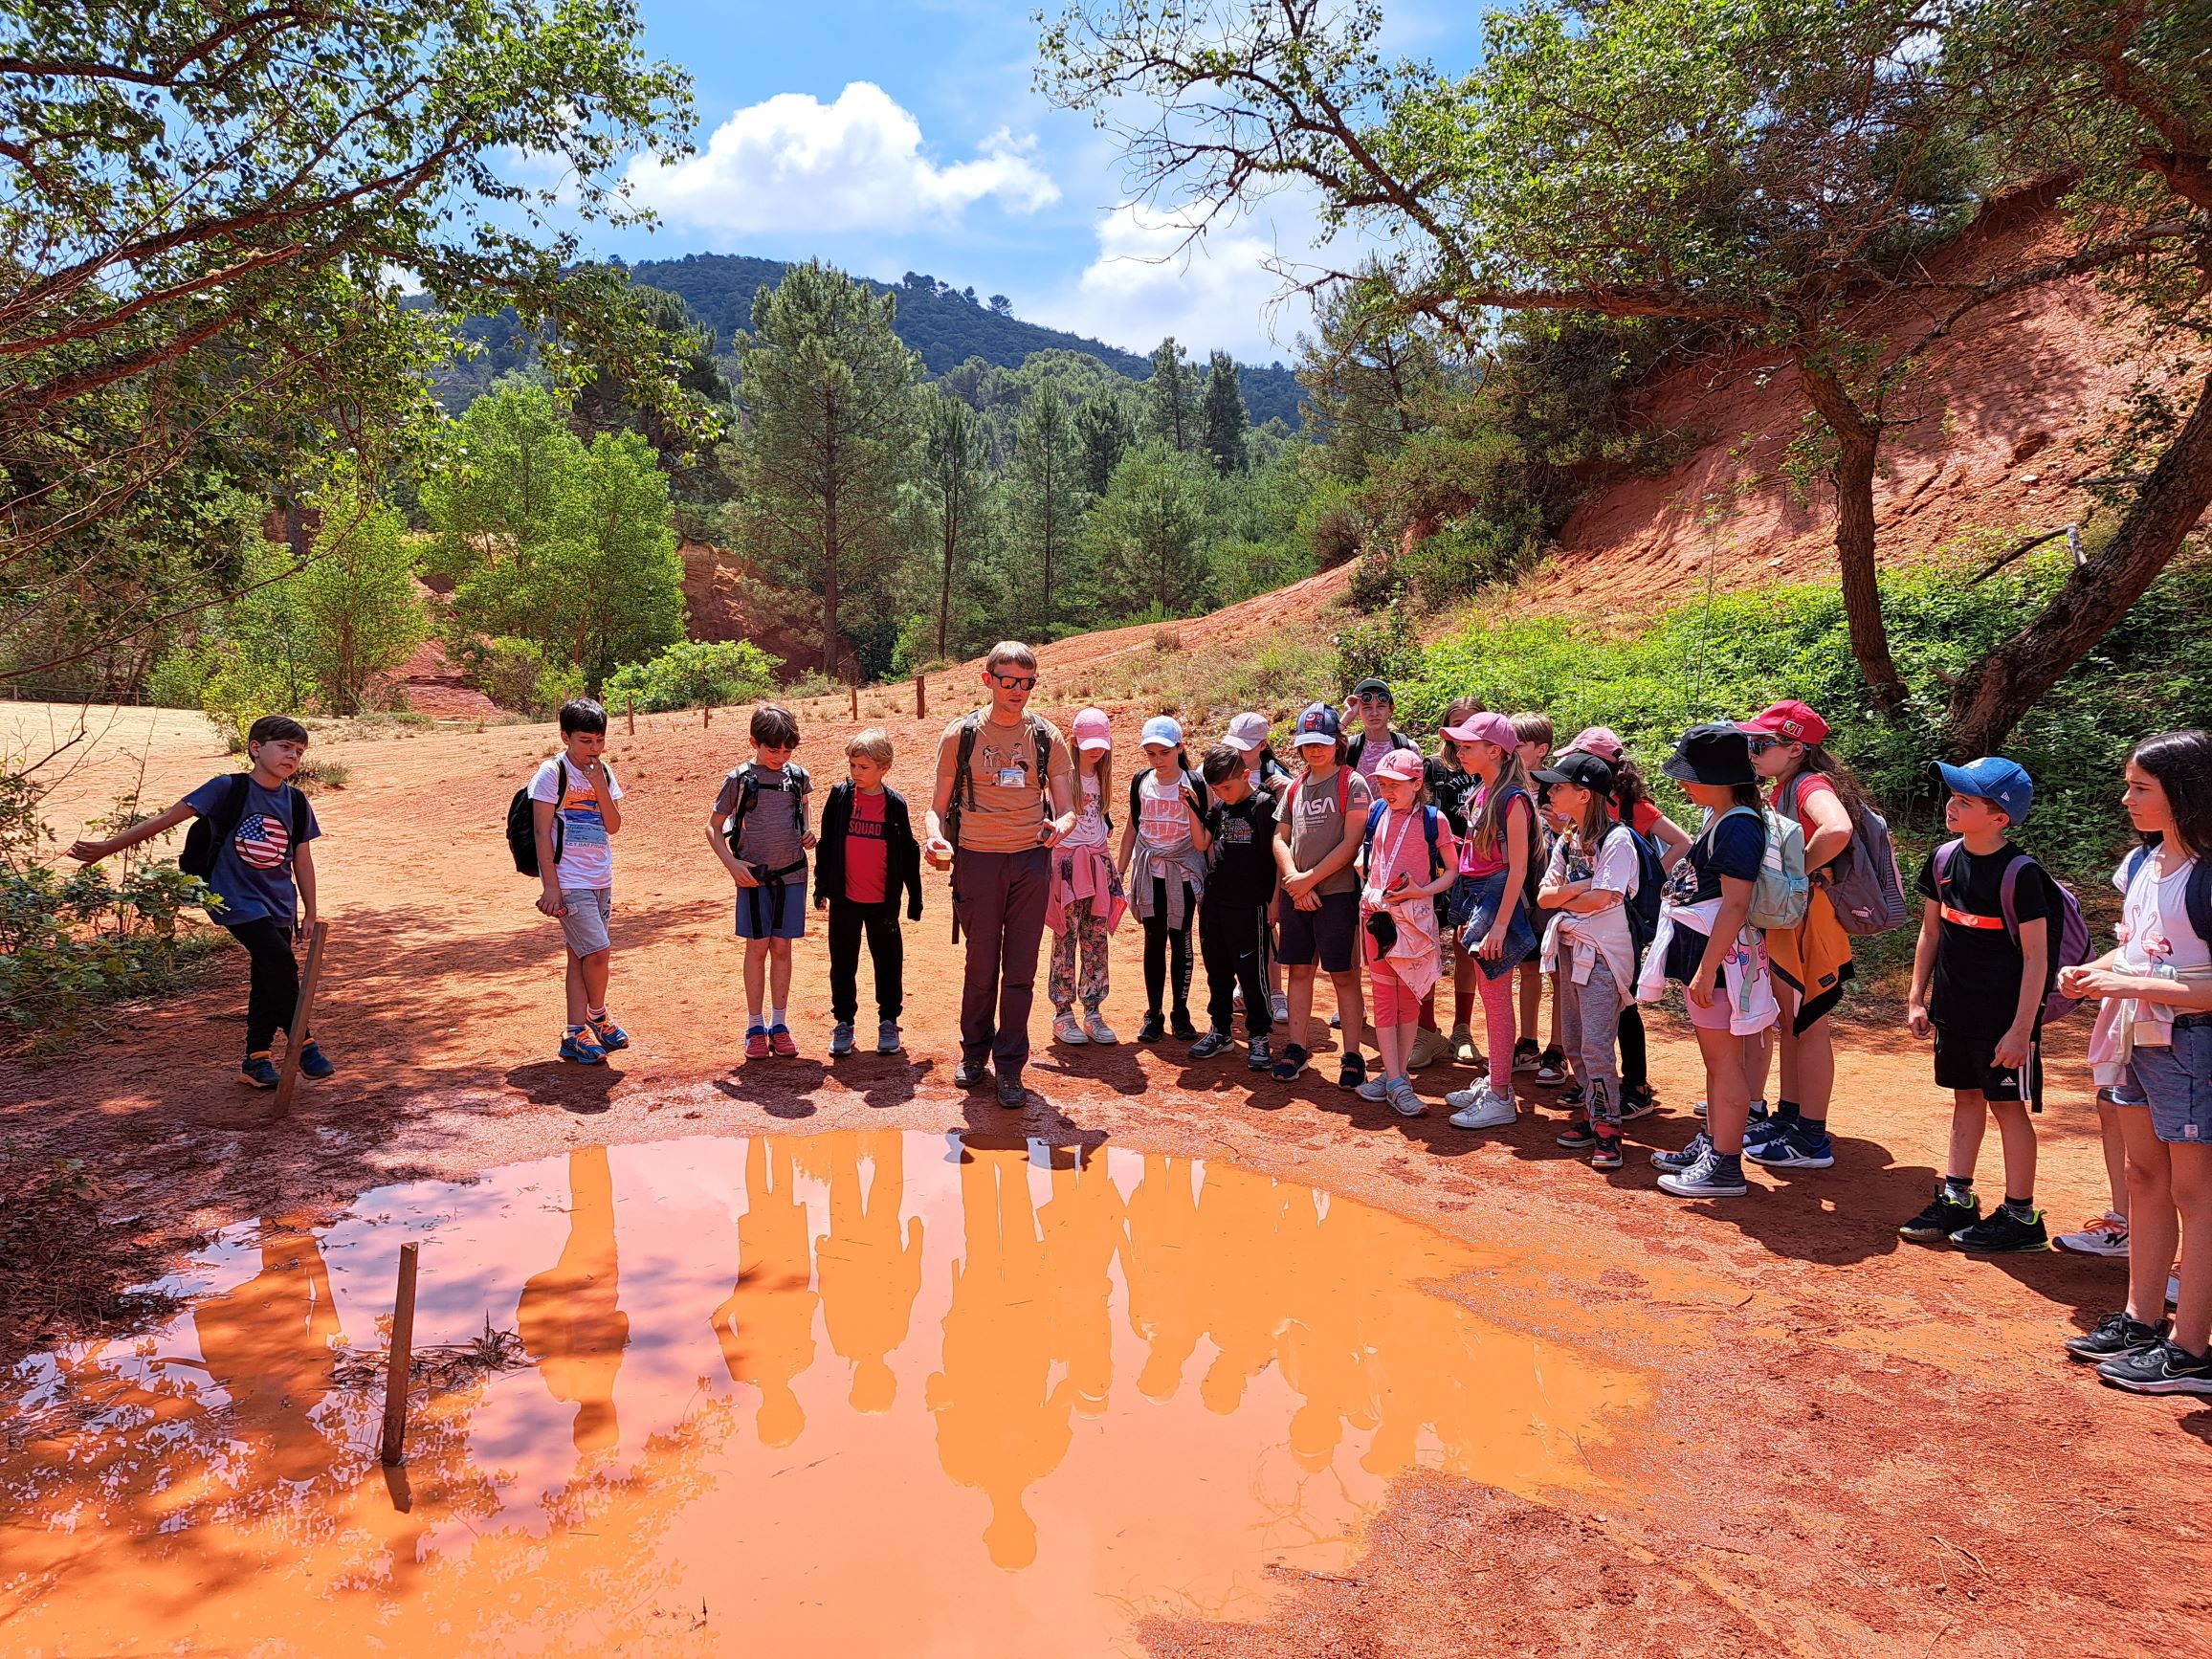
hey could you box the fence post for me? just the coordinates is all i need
[379,1242,421,1466]
[627,697,635,736]
[850,682,859,720]
[915,675,926,719]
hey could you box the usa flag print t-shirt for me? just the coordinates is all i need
[529,755,623,890]
[183,773,321,926]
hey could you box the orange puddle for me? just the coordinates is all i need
[1,1132,1648,1655]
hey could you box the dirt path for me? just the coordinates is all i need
[4,695,2206,1656]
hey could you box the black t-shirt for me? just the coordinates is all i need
[1662,807,1766,982]
[1915,840,2051,1036]
[1204,789,1279,912]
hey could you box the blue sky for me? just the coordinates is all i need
[578,1,1485,364]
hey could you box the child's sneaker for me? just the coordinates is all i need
[1649,1132,1712,1174]
[1169,1011,1202,1042]
[1084,1010,1118,1045]
[1656,1148,1748,1199]
[1898,1185,1979,1243]
[1407,1027,1449,1071]
[1534,1045,1568,1083]
[2055,1211,2130,1256]
[1950,1206,2048,1253]
[560,1028,607,1066]
[1271,1043,1309,1082]
[2065,1312,2164,1363]
[744,1026,771,1061]
[829,1022,855,1057]
[1247,1035,1272,1072]
[1354,1074,1390,1103]
[295,1040,336,1080]
[240,1050,280,1089]
[1270,992,1290,1027]
[1512,1037,1541,1073]
[877,1020,903,1055]
[1589,1133,1625,1171]
[1188,1029,1234,1060]
[1139,1012,1165,1043]
[1053,1012,1090,1046]
[1557,1081,1584,1107]
[2097,1338,2212,1396]
[1745,1119,1834,1169]
[1447,1084,1515,1131]
[587,1012,630,1051]
[769,1024,799,1058]
[1386,1078,1426,1117]
[1338,1052,1367,1092]
[1620,1083,1658,1120]
[1556,1119,1597,1149]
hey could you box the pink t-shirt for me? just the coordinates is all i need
[1367,805,1458,896]
[1456,784,1532,878]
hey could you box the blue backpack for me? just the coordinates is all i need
[1610,823,1665,961]
[1364,799,1444,878]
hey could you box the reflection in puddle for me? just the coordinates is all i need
[1,1132,1647,1655]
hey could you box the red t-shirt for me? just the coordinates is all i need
[844,788,890,903]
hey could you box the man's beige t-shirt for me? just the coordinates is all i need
[936,712,1072,853]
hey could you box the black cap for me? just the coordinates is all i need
[1661,723,1756,786]
[1533,752,1616,795]
[1350,676,1393,702]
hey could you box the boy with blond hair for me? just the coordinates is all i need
[815,728,924,1056]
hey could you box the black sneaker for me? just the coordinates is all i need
[1139,1012,1165,1043]
[1648,1131,1711,1174]
[1589,1133,1625,1171]
[1949,1206,2048,1253]
[953,1059,991,1090]
[1620,1082,1658,1119]
[996,1073,1028,1109]
[1169,1012,1202,1042]
[1247,1035,1272,1072]
[1188,1029,1233,1060]
[1534,1044,1569,1083]
[1338,1052,1367,1092]
[2097,1338,2212,1396]
[1271,1043,1309,1082]
[1558,1081,1585,1108]
[2065,1313,2165,1364]
[1898,1186,1980,1244]
[1556,1120,1596,1149]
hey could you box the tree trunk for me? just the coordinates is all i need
[1799,362,1908,714]
[822,484,841,679]
[1944,365,2212,758]
[937,491,955,660]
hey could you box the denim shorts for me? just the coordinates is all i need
[1453,868,1536,983]
[2125,1022,2212,1144]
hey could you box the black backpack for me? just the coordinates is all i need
[182,774,309,881]
[721,762,810,857]
[507,760,566,877]
[1617,823,1666,961]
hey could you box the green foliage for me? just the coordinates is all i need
[470,636,582,718]
[294,481,427,717]
[1333,601,1425,696]
[1142,338,1200,453]
[1007,385,1088,634]
[1075,390,1137,496]
[1199,351,1249,475]
[1083,440,1216,618]
[603,639,780,714]
[917,388,993,661]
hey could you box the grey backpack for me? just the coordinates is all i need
[1786,775,1909,935]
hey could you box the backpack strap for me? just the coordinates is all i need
[212,772,254,843]
[1029,715,1053,793]
[2189,856,2212,955]
[1423,803,1442,875]
[1336,766,1350,820]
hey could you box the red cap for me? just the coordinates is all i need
[1737,699,1829,745]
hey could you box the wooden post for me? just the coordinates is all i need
[703,703,711,729]
[915,675,926,719]
[627,696,635,736]
[380,1241,420,1466]
[272,920,330,1116]
[850,682,858,720]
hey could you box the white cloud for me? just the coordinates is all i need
[626,82,1058,234]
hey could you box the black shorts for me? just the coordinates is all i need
[1933,1024,2044,1111]
[1275,889,1359,975]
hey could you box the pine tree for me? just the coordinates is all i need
[1009,386,1084,634]
[1084,439,1214,618]
[1074,390,1135,496]
[1142,337,1198,453]
[1198,350,1249,475]
[918,387,991,660]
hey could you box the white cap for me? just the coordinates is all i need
[1139,715,1183,748]
[1223,712,1270,752]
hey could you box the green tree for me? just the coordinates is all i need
[734,262,921,677]
[1142,337,1199,453]
[296,483,427,717]
[421,379,582,585]
[1009,386,1087,633]
[918,388,992,660]
[548,430,688,687]
[1075,390,1136,496]
[1298,277,1449,486]
[1085,440,1215,618]
[1198,351,1250,475]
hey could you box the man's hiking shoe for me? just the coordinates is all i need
[1386,1078,1426,1117]
[2066,1313,2164,1364]
[1950,1206,2048,1253]
[295,1040,336,1081]
[1557,1119,1597,1149]
[1898,1187,1980,1243]
[559,1029,607,1066]
[1650,1132,1712,1174]
[768,1024,799,1058]
[1247,1035,1272,1071]
[1338,1052,1367,1092]
[829,1022,855,1057]
[1271,1043,1310,1082]
[1407,1027,1449,1072]
[1589,1133,1626,1171]
[744,1027,771,1061]
[1053,1012,1089,1046]
[2097,1338,2212,1396]
[2056,1212,2130,1256]
[587,1013,630,1051]
[1169,1012,1202,1042]
[1656,1148,1749,1199]
[1512,1037,1541,1073]
[1534,1045,1569,1083]
[1745,1119,1835,1170]
[877,1021,903,1055]
[1138,1012,1165,1044]
[1449,1025,1479,1066]
[1188,1029,1234,1060]
[953,1059,991,1089]
[1621,1082,1658,1119]
[996,1073,1029,1110]
[240,1051,280,1089]
[1084,1010,1118,1045]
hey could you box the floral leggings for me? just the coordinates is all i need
[1050,896,1111,1014]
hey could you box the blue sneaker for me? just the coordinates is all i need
[1745,1119,1835,1169]
[587,1012,630,1051]
[559,1027,607,1065]
[240,1051,279,1089]
[295,1040,335,1080]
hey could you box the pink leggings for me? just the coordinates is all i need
[1476,966,1517,1099]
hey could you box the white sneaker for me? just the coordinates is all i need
[1448,1084,1516,1131]
[1053,1012,1089,1046]
[2054,1211,2130,1257]
[1084,1011,1118,1045]
[1270,992,1290,1026]
[1355,1075,1390,1103]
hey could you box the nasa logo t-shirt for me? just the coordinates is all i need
[183,773,321,925]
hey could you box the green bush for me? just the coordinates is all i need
[1332,599,1424,696]
[199,643,302,753]
[146,640,219,710]
[603,638,781,714]
[468,634,580,718]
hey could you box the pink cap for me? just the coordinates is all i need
[1373,747,1426,784]
[1441,710,1519,751]
[1563,725,1626,763]
[1072,707,1113,752]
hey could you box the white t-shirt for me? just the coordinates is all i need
[2114,850,2210,975]
[530,755,624,890]
[1065,771,1110,850]
[1548,824,1640,981]
[1136,768,1193,876]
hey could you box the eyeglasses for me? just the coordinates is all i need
[991,674,1037,691]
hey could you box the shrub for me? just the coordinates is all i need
[199,643,300,753]
[469,635,580,718]
[1332,599,1423,695]
[603,638,782,714]
[146,640,219,710]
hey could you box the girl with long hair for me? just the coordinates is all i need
[1439,710,1537,1131]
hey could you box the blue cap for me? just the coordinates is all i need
[1139,714,1183,749]
[1292,701,1340,746]
[1935,757,2034,824]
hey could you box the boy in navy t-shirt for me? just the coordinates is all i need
[68,714,331,1089]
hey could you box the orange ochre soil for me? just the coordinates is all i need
[1,692,2207,1658]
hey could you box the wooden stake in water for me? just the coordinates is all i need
[272,920,329,1116]
[380,1241,420,1466]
